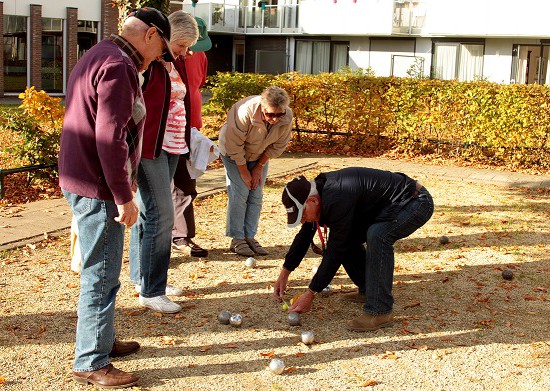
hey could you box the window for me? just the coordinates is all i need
[77,20,99,59]
[3,15,27,93]
[433,42,484,81]
[511,44,550,85]
[295,40,349,74]
[42,17,64,93]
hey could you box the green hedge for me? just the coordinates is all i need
[206,71,550,170]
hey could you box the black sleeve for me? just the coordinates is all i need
[308,204,356,292]
[283,222,316,271]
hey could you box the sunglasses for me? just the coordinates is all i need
[264,110,286,119]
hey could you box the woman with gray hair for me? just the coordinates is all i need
[219,86,293,256]
[129,10,199,314]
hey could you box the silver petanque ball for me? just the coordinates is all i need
[268,358,285,375]
[218,310,232,325]
[245,257,257,268]
[311,266,318,274]
[288,311,301,326]
[229,313,243,327]
[301,330,315,345]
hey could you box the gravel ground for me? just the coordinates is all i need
[0,167,549,390]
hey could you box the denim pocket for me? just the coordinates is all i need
[64,191,92,216]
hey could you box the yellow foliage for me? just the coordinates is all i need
[18,86,64,131]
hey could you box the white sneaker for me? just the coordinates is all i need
[134,284,183,296]
[138,295,182,313]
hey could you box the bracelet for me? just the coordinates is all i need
[308,288,317,296]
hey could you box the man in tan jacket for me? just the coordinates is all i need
[219,86,292,256]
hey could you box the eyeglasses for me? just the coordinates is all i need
[264,110,286,119]
[150,23,170,55]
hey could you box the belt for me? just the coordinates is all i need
[411,181,423,198]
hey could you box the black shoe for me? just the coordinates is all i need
[173,238,208,257]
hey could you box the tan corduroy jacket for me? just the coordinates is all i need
[218,95,292,166]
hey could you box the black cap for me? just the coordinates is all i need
[128,7,176,62]
[282,176,311,228]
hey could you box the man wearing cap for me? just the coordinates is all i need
[273,167,434,332]
[171,16,212,257]
[59,7,172,388]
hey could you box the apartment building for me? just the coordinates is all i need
[179,0,550,84]
[3,0,550,96]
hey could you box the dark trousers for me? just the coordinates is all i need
[340,188,434,315]
[171,156,197,240]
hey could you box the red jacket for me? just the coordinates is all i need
[184,52,208,129]
[141,59,192,159]
[141,61,171,159]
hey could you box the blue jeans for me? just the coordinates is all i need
[221,154,268,239]
[63,190,124,372]
[363,187,434,315]
[129,150,179,297]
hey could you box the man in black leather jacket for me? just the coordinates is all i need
[273,167,434,331]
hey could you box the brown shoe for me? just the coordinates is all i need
[347,312,394,332]
[341,291,366,303]
[109,339,140,358]
[245,237,269,255]
[230,238,255,257]
[73,363,139,388]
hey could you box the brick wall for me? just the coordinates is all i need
[101,0,119,39]
[0,2,4,97]
[29,4,42,90]
[66,8,79,77]
[169,2,182,14]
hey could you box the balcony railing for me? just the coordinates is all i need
[392,0,427,35]
[182,3,301,34]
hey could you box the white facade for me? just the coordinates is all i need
[5,0,102,21]
[4,0,550,95]
[176,0,550,84]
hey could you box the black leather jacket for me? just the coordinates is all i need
[283,167,417,292]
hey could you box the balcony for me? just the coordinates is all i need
[392,0,427,35]
[182,3,301,34]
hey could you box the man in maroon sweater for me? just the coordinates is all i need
[58,8,174,389]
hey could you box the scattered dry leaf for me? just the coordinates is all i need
[290,293,302,305]
[403,301,421,310]
[161,336,176,345]
[283,366,297,374]
[362,380,378,387]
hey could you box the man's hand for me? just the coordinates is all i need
[238,164,253,190]
[273,267,291,302]
[289,289,315,313]
[115,200,139,227]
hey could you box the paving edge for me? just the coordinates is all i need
[0,162,319,253]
